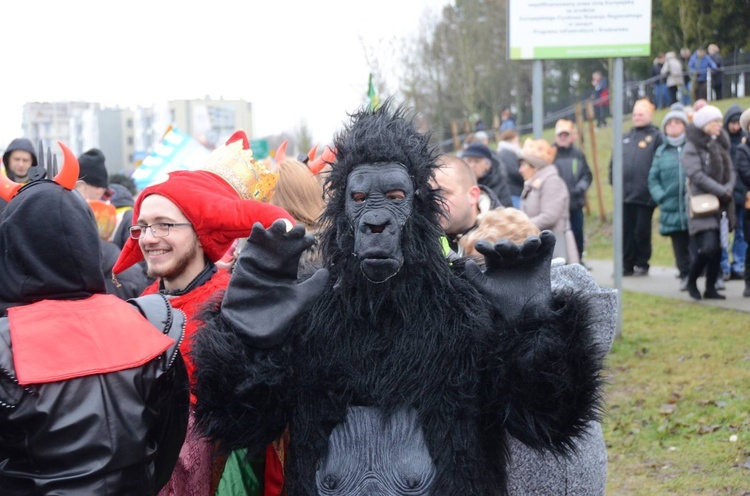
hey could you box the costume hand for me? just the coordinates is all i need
[221,220,329,347]
[464,231,555,321]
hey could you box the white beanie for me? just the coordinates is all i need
[692,105,723,130]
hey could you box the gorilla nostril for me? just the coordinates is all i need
[367,223,386,234]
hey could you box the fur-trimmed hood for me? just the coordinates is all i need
[685,124,733,188]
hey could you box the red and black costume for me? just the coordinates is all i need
[0,144,189,495]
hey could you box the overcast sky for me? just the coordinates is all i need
[0,0,449,149]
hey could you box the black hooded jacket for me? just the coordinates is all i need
[0,181,105,312]
[723,104,750,203]
[108,183,136,249]
[0,180,188,494]
[0,138,38,216]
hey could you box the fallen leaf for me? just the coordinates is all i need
[660,404,677,415]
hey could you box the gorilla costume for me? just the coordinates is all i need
[194,103,615,495]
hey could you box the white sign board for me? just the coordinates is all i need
[508,0,652,60]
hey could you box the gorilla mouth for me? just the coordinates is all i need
[360,257,403,283]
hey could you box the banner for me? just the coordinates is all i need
[508,0,652,60]
[131,126,211,191]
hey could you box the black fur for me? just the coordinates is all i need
[193,101,605,495]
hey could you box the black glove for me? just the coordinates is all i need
[221,220,329,347]
[464,231,556,322]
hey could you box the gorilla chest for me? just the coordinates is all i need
[316,406,435,496]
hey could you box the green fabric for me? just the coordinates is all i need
[215,449,262,496]
[648,142,689,235]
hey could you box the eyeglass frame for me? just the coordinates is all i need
[129,222,193,240]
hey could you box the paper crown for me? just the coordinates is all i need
[87,199,116,241]
[200,130,278,202]
[520,138,555,168]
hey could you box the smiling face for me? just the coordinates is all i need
[137,194,205,290]
[345,162,414,283]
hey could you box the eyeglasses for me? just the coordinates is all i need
[129,222,192,240]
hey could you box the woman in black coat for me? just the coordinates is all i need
[683,106,736,300]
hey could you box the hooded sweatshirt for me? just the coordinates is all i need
[0,139,39,216]
[0,181,105,314]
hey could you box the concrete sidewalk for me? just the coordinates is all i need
[586,259,750,313]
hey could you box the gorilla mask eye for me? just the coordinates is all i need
[386,190,405,201]
[352,192,367,203]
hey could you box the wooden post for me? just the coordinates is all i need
[586,101,607,222]
[574,103,591,216]
[451,121,460,153]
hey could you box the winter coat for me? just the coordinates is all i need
[553,144,592,211]
[101,239,149,300]
[610,124,663,206]
[109,183,135,249]
[688,53,717,83]
[683,126,736,235]
[723,105,750,204]
[521,165,571,261]
[735,141,750,195]
[497,143,524,197]
[506,264,615,496]
[660,52,684,88]
[0,295,189,495]
[648,141,688,234]
[479,152,513,207]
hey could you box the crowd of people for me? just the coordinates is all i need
[2,56,749,492]
[0,103,620,495]
[651,44,727,108]
[613,98,749,300]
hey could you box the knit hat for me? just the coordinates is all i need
[632,99,655,120]
[519,138,555,169]
[660,103,689,133]
[460,143,493,161]
[692,105,723,130]
[77,148,109,188]
[112,170,294,274]
[741,108,750,133]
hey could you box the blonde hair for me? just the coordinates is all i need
[270,159,325,231]
[459,208,540,256]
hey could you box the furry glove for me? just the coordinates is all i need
[221,220,329,347]
[464,230,556,322]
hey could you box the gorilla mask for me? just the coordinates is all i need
[345,162,413,283]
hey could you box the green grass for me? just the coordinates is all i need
[605,291,750,494]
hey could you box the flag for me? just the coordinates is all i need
[130,126,211,190]
[367,73,380,110]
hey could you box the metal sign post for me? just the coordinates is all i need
[612,58,624,338]
[533,60,543,138]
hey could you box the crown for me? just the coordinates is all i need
[200,130,278,202]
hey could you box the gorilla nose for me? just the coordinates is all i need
[366,221,388,234]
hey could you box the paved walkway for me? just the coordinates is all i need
[587,259,750,313]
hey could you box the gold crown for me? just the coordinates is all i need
[200,131,278,202]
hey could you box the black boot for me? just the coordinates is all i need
[687,257,707,301]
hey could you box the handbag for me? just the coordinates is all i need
[688,194,720,218]
[686,178,720,218]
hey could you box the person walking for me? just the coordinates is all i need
[683,105,736,300]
